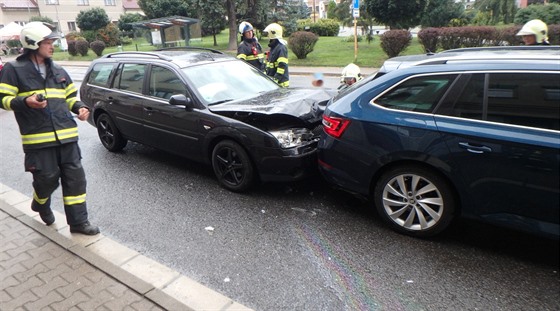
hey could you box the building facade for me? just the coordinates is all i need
[0,0,141,34]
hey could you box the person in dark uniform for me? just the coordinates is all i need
[263,23,289,88]
[236,21,265,71]
[0,22,99,235]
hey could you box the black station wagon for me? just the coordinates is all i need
[80,49,334,192]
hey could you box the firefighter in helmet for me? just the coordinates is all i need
[338,63,362,91]
[516,19,549,46]
[0,22,100,235]
[263,23,289,88]
[236,21,265,71]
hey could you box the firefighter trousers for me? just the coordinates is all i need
[25,142,89,226]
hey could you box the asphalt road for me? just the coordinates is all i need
[0,65,558,310]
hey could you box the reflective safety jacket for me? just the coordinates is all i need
[265,39,289,88]
[0,55,86,151]
[237,38,265,71]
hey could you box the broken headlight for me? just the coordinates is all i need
[269,128,315,149]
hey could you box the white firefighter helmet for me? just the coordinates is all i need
[340,63,361,83]
[238,22,254,34]
[263,23,283,40]
[20,22,60,50]
[516,19,548,44]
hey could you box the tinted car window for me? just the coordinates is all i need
[149,66,187,100]
[87,63,115,87]
[374,74,457,112]
[447,73,560,131]
[116,63,146,94]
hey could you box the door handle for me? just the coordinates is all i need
[458,142,492,154]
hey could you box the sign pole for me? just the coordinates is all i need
[352,0,359,62]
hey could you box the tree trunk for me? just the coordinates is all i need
[226,0,237,51]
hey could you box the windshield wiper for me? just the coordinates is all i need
[209,99,234,105]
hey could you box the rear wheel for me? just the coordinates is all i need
[96,113,127,152]
[374,165,456,238]
[212,140,254,192]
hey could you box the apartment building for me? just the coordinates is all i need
[0,0,141,34]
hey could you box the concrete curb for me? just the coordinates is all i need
[0,182,253,311]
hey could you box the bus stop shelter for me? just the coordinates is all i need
[131,16,199,47]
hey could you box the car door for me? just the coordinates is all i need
[141,64,206,161]
[108,63,147,142]
[434,72,560,235]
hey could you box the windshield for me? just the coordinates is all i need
[182,60,279,105]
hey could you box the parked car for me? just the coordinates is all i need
[374,45,560,78]
[318,50,560,239]
[80,49,335,192]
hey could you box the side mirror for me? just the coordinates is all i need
[169,94,194,110]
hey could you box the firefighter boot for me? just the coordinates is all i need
[70,221,100,235]
[31,198,55,226]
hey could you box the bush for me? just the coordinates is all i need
[380,30,412,58]
[288,31,319,59]
[417,27,439,53]
[549,24,560,45]
[75,40,89,56]
[297,18,340,37]
[438,27,463,50]
[90,40,106,56]
[96,23,121,47]
[67,40,78,56]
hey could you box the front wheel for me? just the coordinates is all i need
[374,165,456,238]
[96,113,127,152]
[212,140,254,192]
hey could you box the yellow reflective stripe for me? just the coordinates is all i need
[63,193,86,205]
[68,97,77,110]
[245,55,260,61]
[279,81,289,87]
[237,54,247,60]
[277,57,288,64]
[33,192,49,204]
[65,83,77,96]
[266,62,274,68]
[45,88,66,99]
[0,83,18,96]
[21,127,79,145]
[2,96,15,110]
[277,68,285,75]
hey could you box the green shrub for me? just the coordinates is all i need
[288,31,319,59]
[97,23,121,47]
[341,35,363,42]
[297,18,340,37]
[90,40,106,56]
[76,40,89,56]
[380,30,412,58]
[67,40,78,56]
[417,27,439,53]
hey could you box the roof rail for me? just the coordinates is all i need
[156,47,224,54]
[104,52,173,61]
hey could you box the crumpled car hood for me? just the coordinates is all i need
[208,88,336,122]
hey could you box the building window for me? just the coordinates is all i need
[104,0,116,5]
[77,0,89,5]
[45,0,59,4]
[68,22,77,31]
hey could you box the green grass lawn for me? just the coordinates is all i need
[53,29,426,68]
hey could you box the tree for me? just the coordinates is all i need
[30,16,55,25]
[364,0,428,29]
[421,0,464,27]
[474,0,517,24]
[137,0,195,19]
[514,3,560,25]
[76,7,110,31]
[195,0,227,46]
[226,0,237,50]
[118,13,145,33]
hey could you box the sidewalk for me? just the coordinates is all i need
[1,54,378,77]
[0,182,252,311]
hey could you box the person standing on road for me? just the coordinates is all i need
[263,22,289,88]
[337,63,362,91]
[237,21,265,71]
[0,22,100,235]
[516,19,549,46]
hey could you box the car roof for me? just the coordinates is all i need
[93,48,234,68]
[379,45,560,72]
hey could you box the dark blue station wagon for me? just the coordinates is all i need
[318,52,560,238]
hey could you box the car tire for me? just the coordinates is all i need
[96,113,127,152]
[374,165,456,238]
[212,140,254,192]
